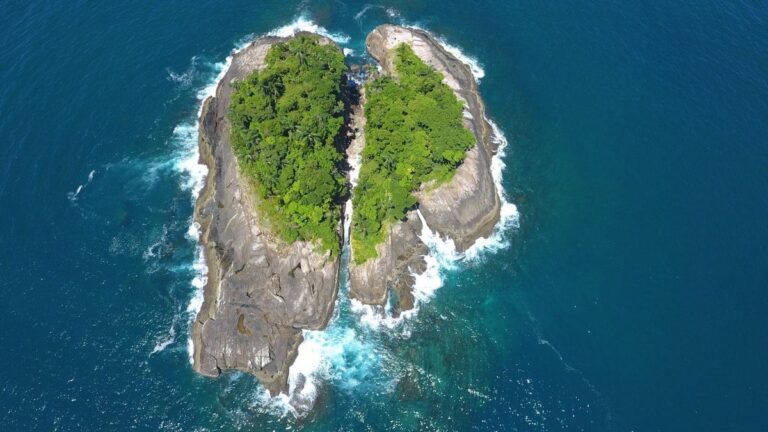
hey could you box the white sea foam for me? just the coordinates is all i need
[349,159,362,188]
[463,118,520,260]
[175,32,259,365]
[67,169,97,202]
[267,16,350,44]
[354,5,376,21]
[166,56,198,87]
[172,124,207,196]
[187,221,201,241]
[185,243,207,364]
[175,50,234,365]
[143,224,169,261]
[344,121,363,236]
[256,318,384,417]
[350,300,395,329]
[350,211,462,331]
[405,25,486,82]
[386,8,401,18]
[150,322,176,355]
[412,213,457,301]
[263,329,343,415]
[415,210,462,268]
[69,185,83,200]
[350,298,417,331]
[353,4,390,22]
[343,48,355,57]
[437,39,485,81]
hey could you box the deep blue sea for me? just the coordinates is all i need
[2,1,767,430]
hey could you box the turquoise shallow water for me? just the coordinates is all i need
[1,1,767,430]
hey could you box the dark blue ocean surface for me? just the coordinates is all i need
[1,1,767,430]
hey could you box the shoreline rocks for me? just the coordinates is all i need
[192,34,341,395]
[190,24,502,396]
[349,24,501,311]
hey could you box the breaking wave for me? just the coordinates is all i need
[385,8,401,19]
[434,37,486,82]
[404,25,486,82]
[267,16,351,44]
[174,38,249,366]
[255,321,386,417]
[353,4,384,22]
[464,118,520,260]
[354,4,401,21]
[349,210,463,331]
[67,169,96,202]
[166,56,198,88]
[185,222,208,365]
[150,320,177,356]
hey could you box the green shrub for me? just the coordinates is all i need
[352,44,474,263]
[229,35,347,255]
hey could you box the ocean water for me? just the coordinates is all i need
[1,1,767,430]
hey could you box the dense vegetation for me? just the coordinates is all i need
[352,44,475,263]
[229,35,347,254]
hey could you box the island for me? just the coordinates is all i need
[191,24,501,396]
[192,34,345,395]
[349,25,501,311]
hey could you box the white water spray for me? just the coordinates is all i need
[267,16,351,44]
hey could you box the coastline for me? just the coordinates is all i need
[348,25,502,312]
[191,35,342,395]
[185,22,518,412]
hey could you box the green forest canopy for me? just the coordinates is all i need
[229,35,347,255]
[351,43,475,264]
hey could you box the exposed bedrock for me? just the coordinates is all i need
[349,24,501,311]
[192,35,341,395]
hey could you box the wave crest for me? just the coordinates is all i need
[67,169,96,202]
[267,16,351,44]
[404,25,486,81]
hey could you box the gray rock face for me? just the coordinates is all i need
[349,212,427,311]
[349,25,501,310]
[192,35,340,395]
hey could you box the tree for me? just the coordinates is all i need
[351,44,474,263]
[229,35,347,255]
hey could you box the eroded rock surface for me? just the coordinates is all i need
[192,35,340,395]
[349,25,501,311]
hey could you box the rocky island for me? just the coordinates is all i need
[192,34,345,395]
[348,25,501,311]
[191,24,501,396]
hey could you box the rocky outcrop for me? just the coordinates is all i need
[192,35,341,395]
[349,25,501,311]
